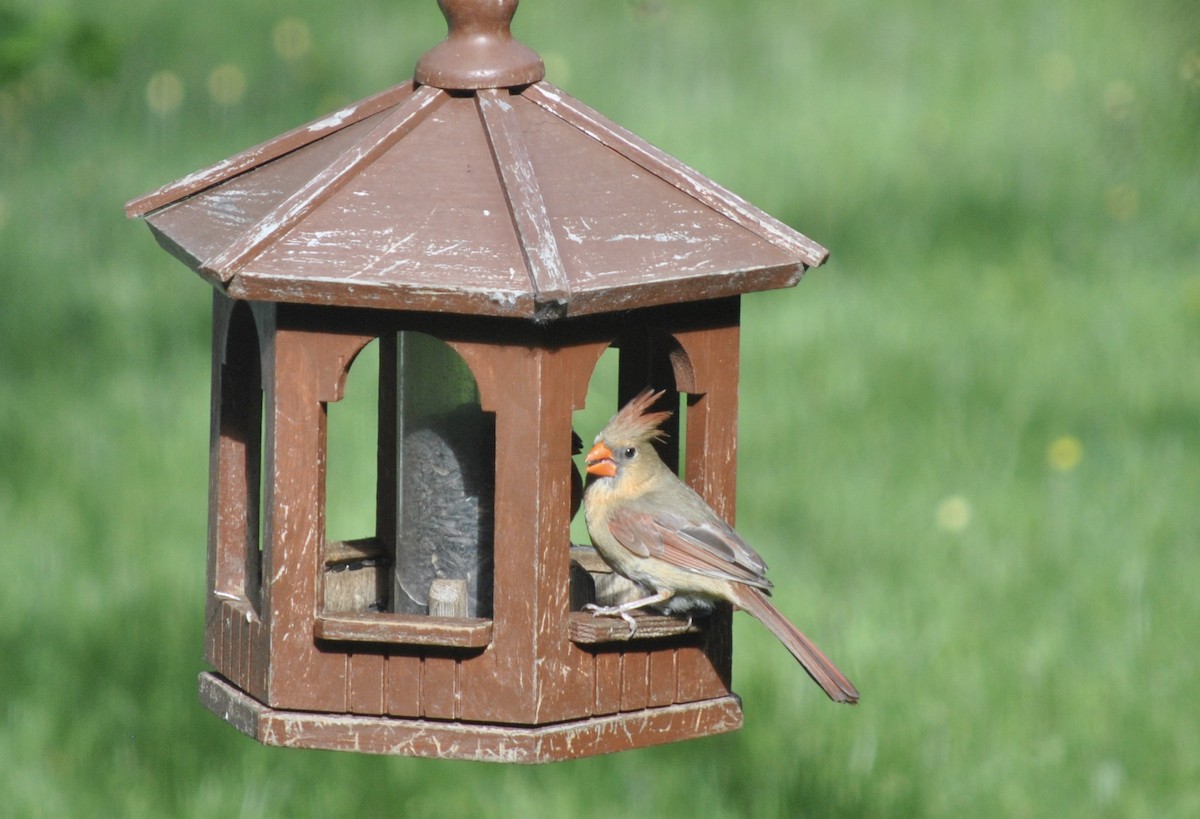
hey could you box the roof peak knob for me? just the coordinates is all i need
[415,0,545,91]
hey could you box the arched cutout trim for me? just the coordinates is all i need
[315,329,497,646]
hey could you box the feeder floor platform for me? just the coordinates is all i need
[199,672,743,763]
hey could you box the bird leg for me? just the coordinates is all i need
[584,589,675,637]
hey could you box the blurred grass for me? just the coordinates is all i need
[2,0,1198,816]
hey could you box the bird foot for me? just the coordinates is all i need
[583,603,639,637]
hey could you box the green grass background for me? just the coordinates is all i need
[2,0,1198,815]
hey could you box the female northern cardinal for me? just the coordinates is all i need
[583,388,859,704]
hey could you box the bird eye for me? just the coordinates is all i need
[622,446,637,459]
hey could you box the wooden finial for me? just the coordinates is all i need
[415,0,545,90]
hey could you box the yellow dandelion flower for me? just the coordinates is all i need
[207,64,247,107]
[273,18,312,63]
[1048,436,1083,472]
[146,70,184,116]
[936,495,972,532]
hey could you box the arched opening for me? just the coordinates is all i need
[569,329,696,615]
[393,331,495,619]
[569,345,618,546]
[323,338,386,613]
[572,329,694,480]
[322,331,495,620]
[217,302,265,615]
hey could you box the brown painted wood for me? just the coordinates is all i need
[197,298,747,747]
[259,324,345,711]
[675,299,742,522]
[385,654,423,718]
[524,82,829,268]
[124,82,421,218]
[206,295,271,701]
[620,652,651,712]
[592,651,623,716]
[130,78,823,320]
[648,649,679,708]
[414,0,544,91]
[314,613,493,647]
[203,86,447,283]
[477,87,571,314]
[347,652,387,716]
[419,655,460,720]
[200,672,742,763]
[567,612,700,643]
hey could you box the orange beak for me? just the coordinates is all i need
[585,442,617,478]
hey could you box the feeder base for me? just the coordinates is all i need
[198,672,742,763]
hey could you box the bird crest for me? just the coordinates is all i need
[598,388,673,444]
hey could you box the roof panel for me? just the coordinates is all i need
[130,78,826,319]
[143,110,397,270]
[513,95,797,295]
[236,95,529,297]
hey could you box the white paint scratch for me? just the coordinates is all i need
[306,105,356,132]
[173,158,235,191]
[607,230,705,245]
[486,290,520,308]
[304,229,352,248]
[426,241,465,257]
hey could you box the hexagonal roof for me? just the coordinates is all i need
[126,2,826,321]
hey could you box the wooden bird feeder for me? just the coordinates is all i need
[125,0,827,763]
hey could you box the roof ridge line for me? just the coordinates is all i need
[200,85,448,284]
[523,81,828,269]
[477,88,571,319]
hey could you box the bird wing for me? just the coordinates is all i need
[606,504,773,592]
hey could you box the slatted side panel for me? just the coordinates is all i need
[340,642,732,722]
[208,599,269,701]
[346,652,472,721]
[585,642,731,717]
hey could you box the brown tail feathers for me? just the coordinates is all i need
[735,586,860,704]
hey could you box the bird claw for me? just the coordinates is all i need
[583,603,639,637]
